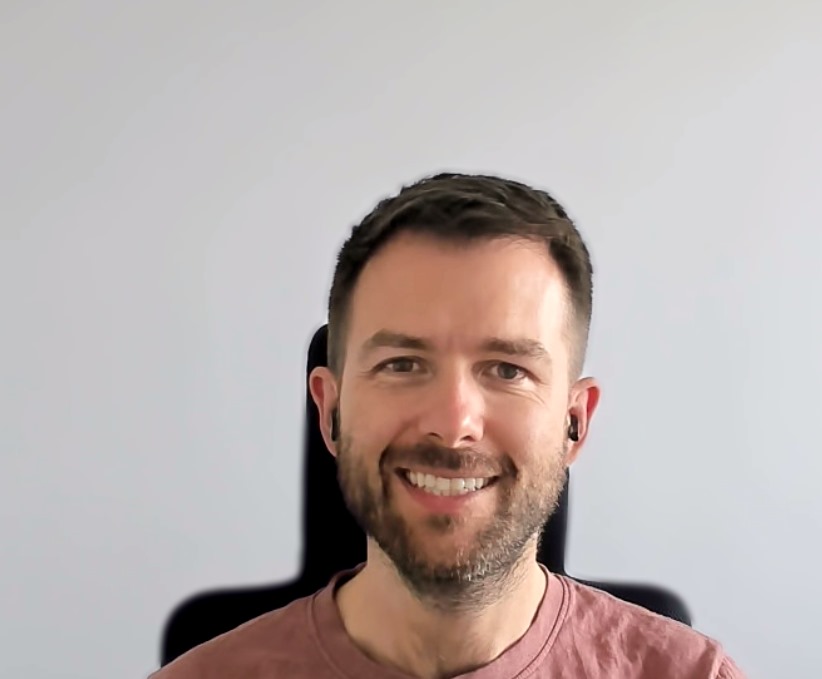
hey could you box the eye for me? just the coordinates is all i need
[489,362,528,381]
[377,357,422,374]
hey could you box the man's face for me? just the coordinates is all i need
[313,233,597,603]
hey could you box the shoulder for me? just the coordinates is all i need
[554,576,743,678]
[148,594,317,679]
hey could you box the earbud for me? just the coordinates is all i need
[330,407,340,441]
[568,414,579,442]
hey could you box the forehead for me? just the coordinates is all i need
[346,233,571,355]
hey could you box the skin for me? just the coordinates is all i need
[310,232,600,678]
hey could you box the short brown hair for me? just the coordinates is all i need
[327,172,593,377]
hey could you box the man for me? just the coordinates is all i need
[152,173,745,678]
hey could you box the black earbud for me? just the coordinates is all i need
[330,407,340,441]
[568,414,579,442]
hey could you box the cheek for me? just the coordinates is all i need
[487,399,563,460]
[342,388,404,454]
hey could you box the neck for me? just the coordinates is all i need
[335,544,547,679]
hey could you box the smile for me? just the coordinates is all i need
[399,469,498,496]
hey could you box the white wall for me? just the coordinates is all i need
[3,2,820,677]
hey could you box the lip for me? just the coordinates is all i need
[395,470,497,514]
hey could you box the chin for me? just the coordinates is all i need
[404,542,483,575]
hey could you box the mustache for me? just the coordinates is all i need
[380,442,514,479]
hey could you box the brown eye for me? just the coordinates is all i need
[381,358,419,373]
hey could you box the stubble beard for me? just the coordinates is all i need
[335,435,567,612]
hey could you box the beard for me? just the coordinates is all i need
[335,435,567,610]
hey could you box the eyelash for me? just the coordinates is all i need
[376,358,530,382]
[379,357,421,374]
[493,363,527,381]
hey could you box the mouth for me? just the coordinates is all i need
[396,468,500,497]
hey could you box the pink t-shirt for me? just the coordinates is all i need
[150,567,745,678]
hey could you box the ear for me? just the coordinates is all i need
[309,366,340,457]
[564,376,601,467]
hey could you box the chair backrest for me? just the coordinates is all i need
[160,325,690,666]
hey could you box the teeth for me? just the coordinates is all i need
[404,470,492,495]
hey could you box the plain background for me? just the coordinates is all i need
[3,2,820,677]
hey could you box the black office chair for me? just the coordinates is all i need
[160,325,691,666]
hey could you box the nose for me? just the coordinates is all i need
[415,368,485,448]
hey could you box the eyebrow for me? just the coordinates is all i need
[359,331,432,360]
[358,330,551,364]
[480,337,551,362]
